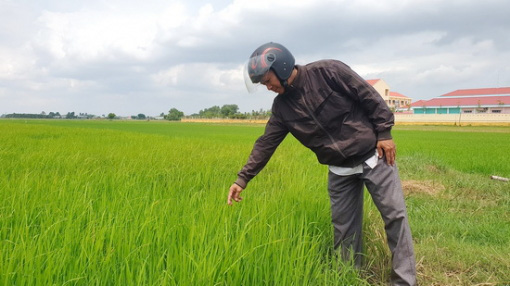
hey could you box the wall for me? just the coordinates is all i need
[371,80,390,101]
[414,107,510,114]
[395,113,510,125]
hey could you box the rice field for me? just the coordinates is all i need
[1,120,509,285]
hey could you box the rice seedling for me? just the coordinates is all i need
[0,120,508,285]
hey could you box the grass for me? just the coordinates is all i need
[0,120,509,285]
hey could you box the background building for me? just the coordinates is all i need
[366,79,412,111]
[411,87,510,114]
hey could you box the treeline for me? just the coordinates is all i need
[188,104,271,119]
[4,113,51,119]
[2,112,94,119]
[2,112,148,120]
[2,105,272,121]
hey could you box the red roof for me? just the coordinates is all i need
[412,100,425,106]
[365,79,410,99]
[411,96,510,107]
[366,79,380,85]
[390,91,410,99]
[441,87,510,97]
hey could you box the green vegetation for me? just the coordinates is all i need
[193,105,271,120]
[0,120,509,285]
[166,108,184,121]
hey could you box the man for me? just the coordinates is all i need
[227,42,416,286]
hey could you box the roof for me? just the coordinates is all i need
[390,91,410,99]
[412,100,425,106]
[365,79,410,99]
[366,79,380,85]
[411,95,510,107]
[441,87,510,97]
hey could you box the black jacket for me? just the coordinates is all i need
[235,60,394,188]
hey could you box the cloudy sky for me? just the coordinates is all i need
[1,0,509,116]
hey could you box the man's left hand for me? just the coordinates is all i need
[377,139,396,166]
[227,183,244,205]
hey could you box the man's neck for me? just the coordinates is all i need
[287,68,298,86]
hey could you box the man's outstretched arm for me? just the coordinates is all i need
[226,115,288,205]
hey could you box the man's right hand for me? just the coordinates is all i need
[227,183,244,205]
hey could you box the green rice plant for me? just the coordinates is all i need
[393,126,510,178]
[0,120,367,285]
[0,120,508,285]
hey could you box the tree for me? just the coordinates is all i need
[107,113,116,120]
[137,113,146,120]
[66,112,76,119]
[167,108,184,121]
[220,104,239,118]
[199,106,221,118]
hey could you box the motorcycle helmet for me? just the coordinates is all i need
[244,42,295,93]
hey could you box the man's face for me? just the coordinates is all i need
[260,70,284,94]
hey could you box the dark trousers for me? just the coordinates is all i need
[328,158,417,286]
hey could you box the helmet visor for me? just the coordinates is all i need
[243,54,273,93]
[243,62,262,93]
[244,63,258,93]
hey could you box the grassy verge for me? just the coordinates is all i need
[362,125,510,285]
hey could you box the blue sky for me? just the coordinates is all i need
[1,0,509,116]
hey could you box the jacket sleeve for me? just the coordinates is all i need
[328,61,394,140]
[235,115,288,189]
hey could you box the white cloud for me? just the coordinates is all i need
[152,63,244,93]
[0,47,33,80]
[34,10,159,61]
[1,0,510,115]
